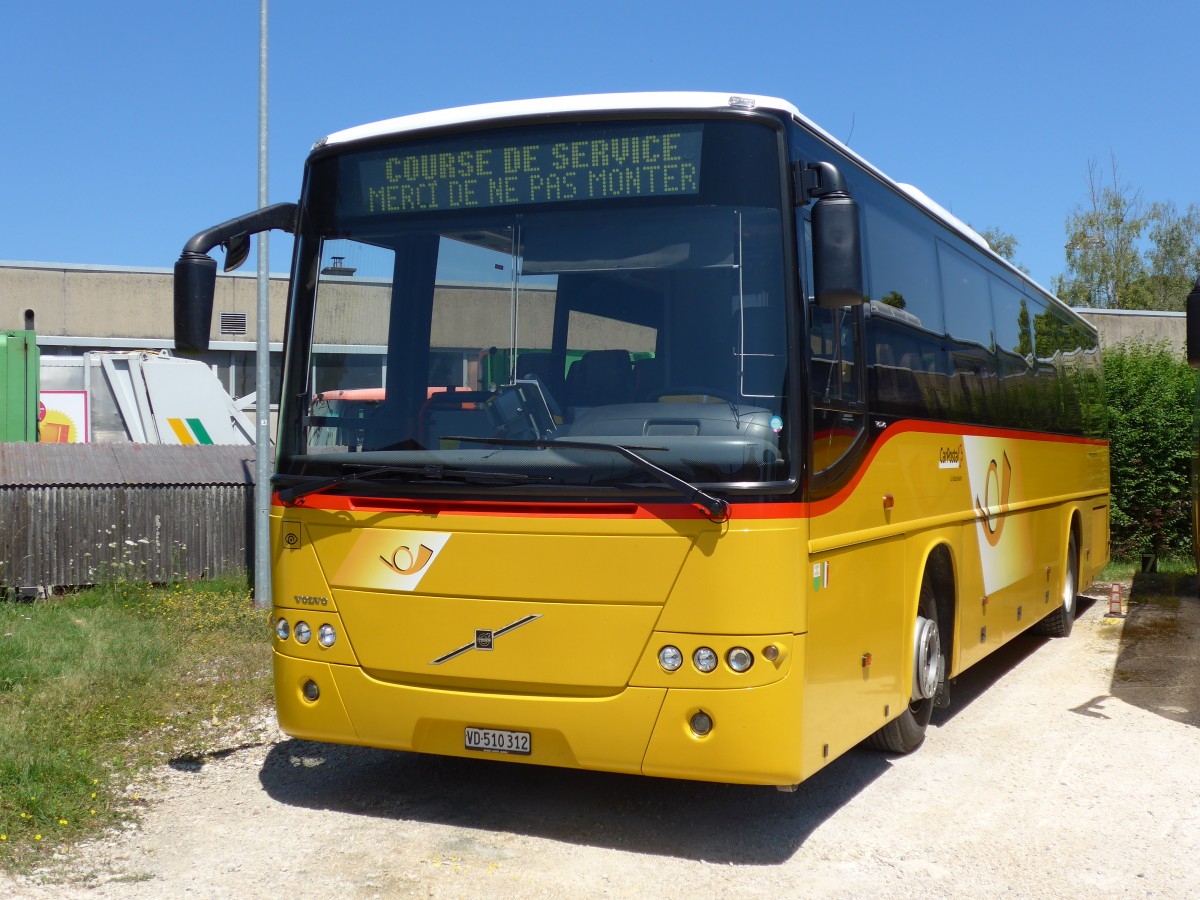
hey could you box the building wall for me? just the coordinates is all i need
[1,261,289,342]
[1075,308,1186,356]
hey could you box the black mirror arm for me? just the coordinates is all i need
[180,202,299,268]
[797,161,850,205]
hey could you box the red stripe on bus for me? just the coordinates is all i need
[806,421,1107,517]
[272,422,1103,521]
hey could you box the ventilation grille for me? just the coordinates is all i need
[219,312,248,335]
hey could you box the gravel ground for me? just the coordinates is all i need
[8,582,1200,899]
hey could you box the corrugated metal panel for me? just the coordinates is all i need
[0,443,256,487]
[1,483,253,590]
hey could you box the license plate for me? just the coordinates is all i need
[465,727,531,755]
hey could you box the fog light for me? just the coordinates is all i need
[658,645,683,671]
[302,680,320,702]
[693,647,718,673]
[318,624,337,648]
[294,621,312,644]
[727,646,754,672]
[690,711,713,736]
[275,618,290,641]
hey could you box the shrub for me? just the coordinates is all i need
[1103,340,1196,561]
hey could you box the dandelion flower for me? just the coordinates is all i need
[58,819,68,825]
[34,834,41,841]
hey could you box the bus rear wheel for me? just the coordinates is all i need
[867,580,943,754]
[1035,531,1078,638]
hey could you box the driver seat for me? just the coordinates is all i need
[565,349,635,410]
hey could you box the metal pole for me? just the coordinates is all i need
[254,0,271,609]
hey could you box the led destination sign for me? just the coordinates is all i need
[347,124,703,215]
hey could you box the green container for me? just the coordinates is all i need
[0,330,40,442]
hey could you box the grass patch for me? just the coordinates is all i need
[1099,555,1196,584]
[0,576,271,870]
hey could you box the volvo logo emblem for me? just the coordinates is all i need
[430,615,541,665]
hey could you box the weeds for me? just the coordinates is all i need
[0,576,270,870]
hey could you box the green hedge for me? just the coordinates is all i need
[1102,340,1196,561]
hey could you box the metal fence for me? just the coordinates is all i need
[1,443,255,595]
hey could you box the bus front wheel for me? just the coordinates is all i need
[867,579,943,754]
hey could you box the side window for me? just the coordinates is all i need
[865,205,944,335]
[802,213,866,482]
[864,203,948,420]
[990,278,1034,428]
[938,241,997,424]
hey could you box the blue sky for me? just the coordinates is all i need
[1,0,1196,293]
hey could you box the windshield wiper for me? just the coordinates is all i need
[274,464,549,505]
[445,436,729,521]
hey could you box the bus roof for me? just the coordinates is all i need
[321,92,802,146]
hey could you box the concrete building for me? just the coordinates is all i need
[1,260,288,405]
[1074,307,1186,356]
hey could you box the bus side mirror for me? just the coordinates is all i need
[1187,277,1200,368]
[172,202,297,355]
[803,162,864,309]
[174,252,217,353]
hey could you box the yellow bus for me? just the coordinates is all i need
[174,92,1109,790]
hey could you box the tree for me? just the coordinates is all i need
[1055,157,1200,310]
[1055,156,1147,309]
[976,226,1032,275]
[1144,201,1200,310]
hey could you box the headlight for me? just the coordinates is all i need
[693,647,718,673]
[658,645,683,671]
[726,647,754,672]
[318,624,337,648]
[275,618,290,640]
[294,621,312,644]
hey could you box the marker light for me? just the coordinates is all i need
[294,621,312,644]
[302,680,320,702]
[726,647,754,673]
[275,618,290,641]
[318,624,337,648]
[659,645,683,671]
[693,647,718,673]
[690,711,714,736]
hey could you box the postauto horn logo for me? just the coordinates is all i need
[380,543,435,576]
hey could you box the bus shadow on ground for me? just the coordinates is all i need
[256,612,1062,865]
[258,737,891,864]
[1095,573,1200,729]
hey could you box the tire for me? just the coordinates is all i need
[867,579,942,754]
[1035,531,1078,638]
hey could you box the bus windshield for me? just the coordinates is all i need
[278,117,792,496]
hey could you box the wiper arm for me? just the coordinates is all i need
[274,464,548,505]
[445,436,730,522]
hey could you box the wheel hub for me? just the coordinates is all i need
[912,615,941,700]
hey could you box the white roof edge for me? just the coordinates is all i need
[896,184,990,251]
[322,92,801,146]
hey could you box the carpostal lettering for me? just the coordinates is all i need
[938,445,963,469]
[357,124,702,215]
